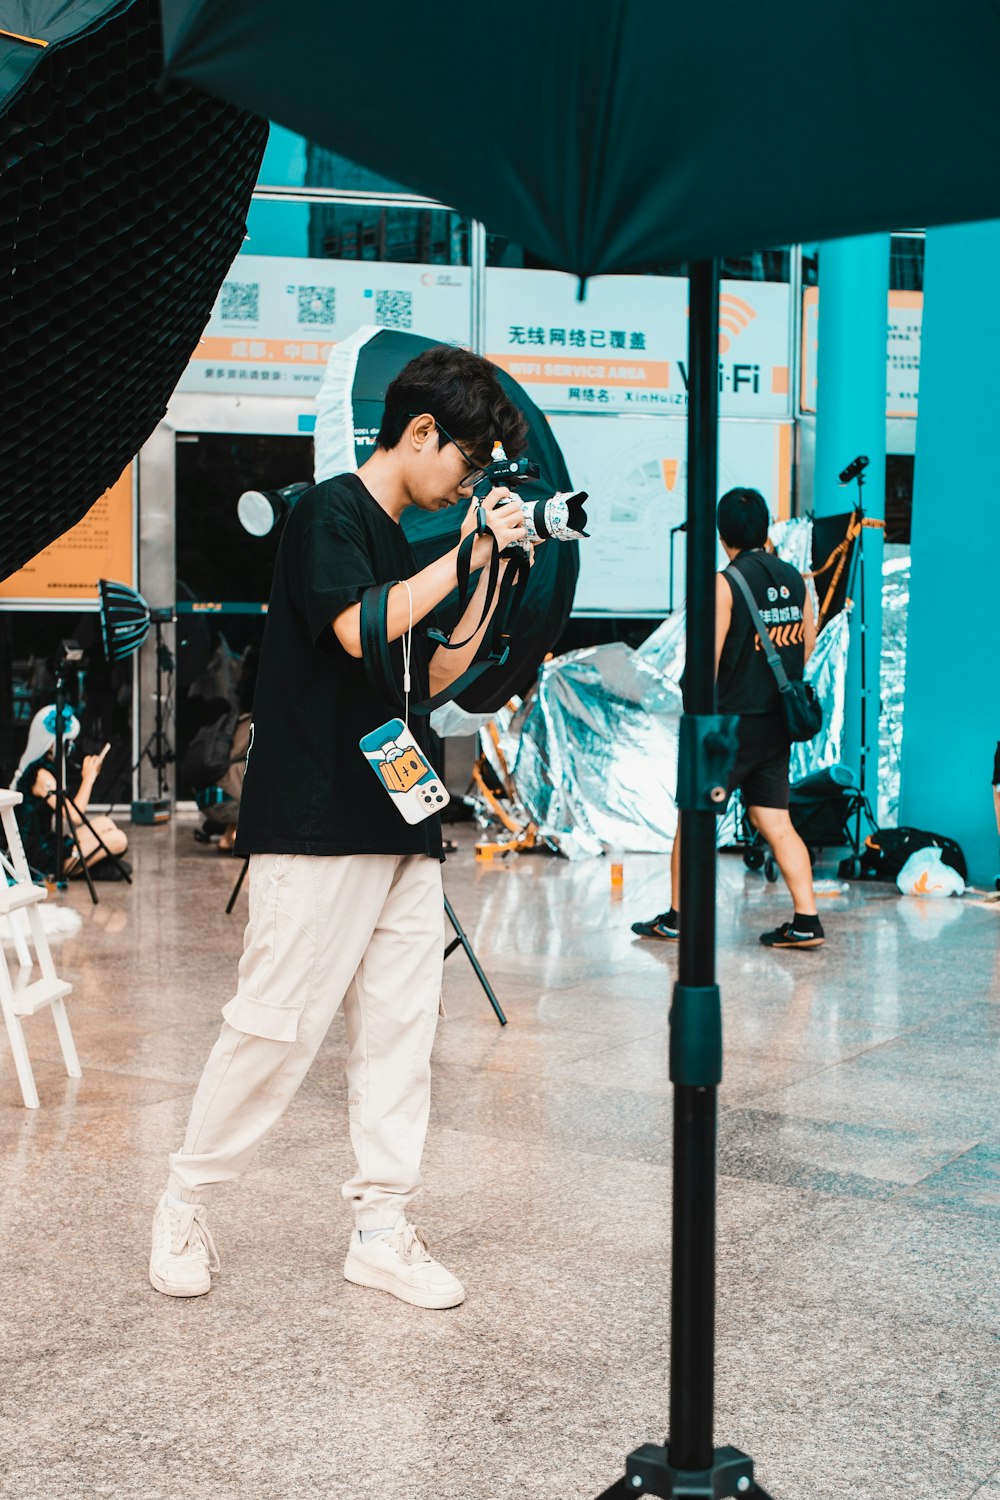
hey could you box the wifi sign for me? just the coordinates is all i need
[718,293,756,354]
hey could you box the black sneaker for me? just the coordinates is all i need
[631,909,680,941]
[759,919,825,949]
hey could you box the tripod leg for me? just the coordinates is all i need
[442,893,506,1026]
[65,797,131,886]
[59,798,99,906]
[226,857,250,914]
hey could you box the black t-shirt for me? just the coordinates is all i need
[235,473,443,859]
[717,549,807,716]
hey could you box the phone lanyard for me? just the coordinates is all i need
[400,579,414,728]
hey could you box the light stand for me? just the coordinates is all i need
[99,580,175,816]
[837,456,885,867]
[841,457,870,804]
[597,263,771,1498]
[668,521,687,615]
[145,609,175,799]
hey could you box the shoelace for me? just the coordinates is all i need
[169,1203,221,1272]
[386,1222,432,1265]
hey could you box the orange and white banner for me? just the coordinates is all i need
[179,256,472,395]
[0,467,134,607]
[485,269,792,418]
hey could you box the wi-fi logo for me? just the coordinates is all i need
[718,294,756,354]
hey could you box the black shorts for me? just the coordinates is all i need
[726,711,791,810]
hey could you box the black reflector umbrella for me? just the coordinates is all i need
[159,4,1000,1498]
[0,0,267,579]
[313,327,579,714]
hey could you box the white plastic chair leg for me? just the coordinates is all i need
[50,997,81,1079]
[10,909,33,969]
[0,986,40,1109]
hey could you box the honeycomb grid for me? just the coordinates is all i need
[0,0,268,579]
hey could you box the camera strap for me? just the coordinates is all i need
[359,542,531,716]
[432,528,501,651]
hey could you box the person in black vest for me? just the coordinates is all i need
[633,487,824,949]
[149,346,532,1307]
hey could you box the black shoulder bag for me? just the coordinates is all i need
[726,566,823,743]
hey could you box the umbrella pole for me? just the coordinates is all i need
[595,261,770,1498]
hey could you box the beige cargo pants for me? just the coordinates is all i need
[167,851,444,1230]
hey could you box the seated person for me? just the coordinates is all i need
[12,705,129,879]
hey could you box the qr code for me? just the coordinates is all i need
[297,286,337,324]
[220,281,259,321]
[375,289,413,330]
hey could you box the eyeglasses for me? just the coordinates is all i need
[409,414,489,490]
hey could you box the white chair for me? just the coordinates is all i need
[0,789,80,1108]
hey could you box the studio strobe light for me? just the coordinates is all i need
[99,578,174,815]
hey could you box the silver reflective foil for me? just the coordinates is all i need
[486,642,682,858]
[473,523,909,857]
[879,546,910,826]
[788,606,851,783]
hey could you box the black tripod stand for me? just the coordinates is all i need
[224,858,505,1026]
[827,457,885,873]
[839,458,884,817]
[597,264,772,1498]
[137,610,175,797]
[51,646,132,904]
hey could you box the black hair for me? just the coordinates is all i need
[716,487,770,550]
[376,345,529,464]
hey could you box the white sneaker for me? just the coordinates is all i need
[343,1219,465,1309]
[148,1192,220,1297]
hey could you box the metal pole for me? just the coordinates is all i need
[594,261,764,1497]
[669,258,720,1473]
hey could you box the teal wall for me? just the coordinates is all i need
[900,220,1000,886]
[813,235,890,798]
[243,124,309,257]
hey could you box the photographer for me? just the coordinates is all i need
[13,705,129,879]
[150,346,530,1307]
[633,487,824,950]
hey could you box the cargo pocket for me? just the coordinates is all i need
[222,854,311,1042]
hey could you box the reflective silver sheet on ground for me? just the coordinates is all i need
[475,520,909,855]
[488,643,681,858]
[879,547,910,826]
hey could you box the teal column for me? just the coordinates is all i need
[900,220,1000,886]
[813,234,890,799]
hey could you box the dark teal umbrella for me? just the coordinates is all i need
[161,0,1000,278]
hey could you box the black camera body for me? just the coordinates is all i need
[470,455,539,498]
[472,447,589,549]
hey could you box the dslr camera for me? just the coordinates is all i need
[472,443,589,553]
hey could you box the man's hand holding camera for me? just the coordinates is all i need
[461,487,536,569]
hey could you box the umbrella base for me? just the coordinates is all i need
[595,1442,772,1498]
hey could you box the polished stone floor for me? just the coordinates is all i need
[1,816,997,1500]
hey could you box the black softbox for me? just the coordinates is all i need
[0,0,267,579]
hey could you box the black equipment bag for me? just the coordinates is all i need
[179,708,239,792]
[726,567,823,742]
[861,826,968,883]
